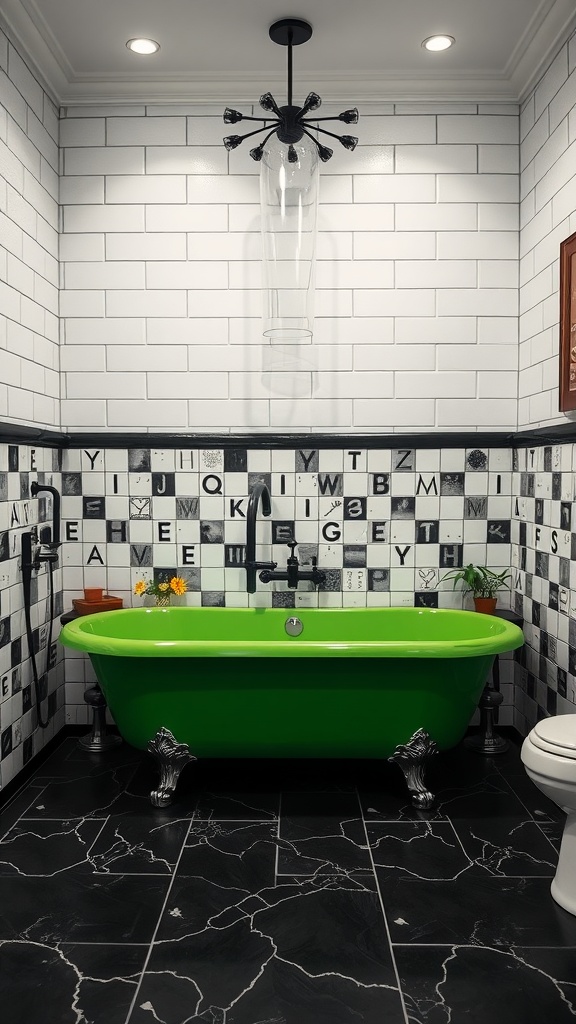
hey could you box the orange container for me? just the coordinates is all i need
[73,596,124,615]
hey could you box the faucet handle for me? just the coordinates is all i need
[287,539,298,560]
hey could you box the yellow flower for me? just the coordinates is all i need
[134,580,147,595]
[170,576,187,596]
[158,582,170,592]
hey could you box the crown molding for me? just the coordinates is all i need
[0,4,63,106]
[53,73,520,107]
[1,0,570,107]
[509,0,576,102]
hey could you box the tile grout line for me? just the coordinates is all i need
[0,785,50,841]
[391,942,576,948]
[274,790,282,888]
[123,808,196,1024]
[356,785,410,1024]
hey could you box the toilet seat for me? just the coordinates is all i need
[529,716,576,760]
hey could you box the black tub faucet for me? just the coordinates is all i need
[259,538,325,590]
[245,481,277,593]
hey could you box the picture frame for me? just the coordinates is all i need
[559,229,576,411]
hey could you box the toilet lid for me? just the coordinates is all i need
[531,716,576,759]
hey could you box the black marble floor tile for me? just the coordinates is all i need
[0,782,49,836]
[539,820,564,852]
[88,814,191,874]
[192,790,279,820]
[18,763,144,819]
[430,773,534,821]
[360,768,527,825]
[367,821,473,880]
[131,881,405,1024]
[2,732,575,1022]
[0,817,105,876]
[498,767,567,822]
[0,940,147,1024]
[275,871,379,894]
[0,872,170,943]
[35,737,141,780]
[158,820,278,937]
[131,955,405,1024]
[451,817,559,876]
[278,810,371,876]
[382,875,576,947]
[280,789,362,817]
[395,944,576,1023]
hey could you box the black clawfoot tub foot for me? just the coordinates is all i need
[147,727,197,807]
[388,728,439,809]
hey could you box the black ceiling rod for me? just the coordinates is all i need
[287,25,293,106]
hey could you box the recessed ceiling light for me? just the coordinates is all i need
[422,35,455,52]
[126,38,160,55]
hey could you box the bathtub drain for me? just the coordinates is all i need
[285,616,303,636]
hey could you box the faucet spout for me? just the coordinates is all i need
[245,481,275,593]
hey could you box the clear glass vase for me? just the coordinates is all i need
[260,136,319,341]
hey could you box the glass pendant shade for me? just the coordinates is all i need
[260,136,319,341]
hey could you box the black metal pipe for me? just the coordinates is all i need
[287,28,293,107]
[21,530,51,729]
[245,482,275,593]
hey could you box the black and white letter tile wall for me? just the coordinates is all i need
[11,434,576,795]
[0,443,64,793]
[512,443,576,735]
[61,442,515,728]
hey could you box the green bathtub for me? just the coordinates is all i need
[60,606,524,808]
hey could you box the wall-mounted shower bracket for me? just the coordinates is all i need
[21,527,40,573]
[30,481,61,566]
[22,526,59,573]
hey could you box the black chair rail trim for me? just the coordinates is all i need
[1,421,576,450]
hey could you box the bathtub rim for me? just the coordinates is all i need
[59,606,524,660]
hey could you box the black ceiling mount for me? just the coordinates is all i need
[222,17,358,163]
[269,19,313,46]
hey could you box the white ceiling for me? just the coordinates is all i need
[1,0,576,106]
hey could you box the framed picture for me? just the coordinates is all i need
[559,230,576,411]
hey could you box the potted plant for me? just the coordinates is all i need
[134,574,188,606]
[438,563,512,614]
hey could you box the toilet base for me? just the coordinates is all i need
[550,809,576,916]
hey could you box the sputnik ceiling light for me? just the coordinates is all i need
[223,19,359,343]
[222,18,359,162]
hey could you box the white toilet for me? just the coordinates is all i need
[521,714,576,916]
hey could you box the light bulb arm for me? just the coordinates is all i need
[301,128,324,155]
[233,123,281,143]
[306,125,347,142]
[249,126,284,161]
[301,116,350,124]
[238,115,283,124]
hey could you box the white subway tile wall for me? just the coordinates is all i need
[520,27,576,427]
[58,96,521,433]
[0,32,59,427]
